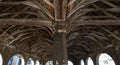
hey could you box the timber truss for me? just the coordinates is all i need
[0,0,120,62]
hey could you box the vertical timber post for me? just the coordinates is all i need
[53,23,68,65]
[53,0,68,65]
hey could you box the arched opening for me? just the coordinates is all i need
[45,61,52,65]
[26,58,34,65]
[35,60,40,65]
[68,61,73,65]
[98,53,115,65]
[0,54,3,65]
[87,57,94,65]
[45,60,73,65]
[80,59,85,65]
[8,54,25,65]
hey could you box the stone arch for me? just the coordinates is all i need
[86,57,94,65]
[35,60,40,65]
[7,54,25,65]
[0,54,3,65]
[26,58,34,65]
[97,53,116,65]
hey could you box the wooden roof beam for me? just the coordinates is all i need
[67,0,99,18]
[0,1,40,9]
[0,19,52,27]
[43,0,54,8]
[54,0,67,21]
[70,20,120,25]
[92,4,119,19]
[69,7,120,21]
[0,1,54,20]
[101,0,119,8]
[100,26,120,40]
[34,1,54,20]
[72,8,120,12]
[68,0,76,6]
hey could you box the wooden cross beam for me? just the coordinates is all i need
[0,19,52,27]
[70,20,120,25]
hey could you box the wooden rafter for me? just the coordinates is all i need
[0,1,40,9]
[101,0,119,8]
[67,0,99,18]
[92,4,119,19]
[34,1,54,20]
[10,7,30,18]
[70,9,91,21]
[0,12,39,18]
[0,1,54,20]
[99,26,120,40]
[43,0,54,8]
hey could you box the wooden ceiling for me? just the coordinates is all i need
[0,0,120,61]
